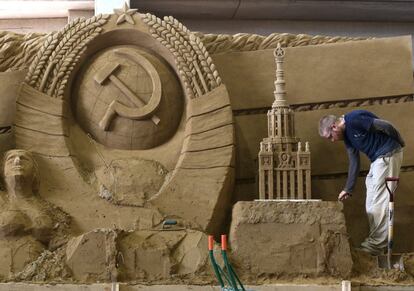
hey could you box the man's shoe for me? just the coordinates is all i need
[354,246,382,256]
[354,246,372,254]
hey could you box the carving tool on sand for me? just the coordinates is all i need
[158,219,185,231]
[377,177,404,270]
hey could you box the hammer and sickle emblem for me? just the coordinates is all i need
[95,49,162,131]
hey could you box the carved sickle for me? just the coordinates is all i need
[96,49,162,130]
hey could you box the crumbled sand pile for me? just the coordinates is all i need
[13,248,71,282]
[351,249,414,285]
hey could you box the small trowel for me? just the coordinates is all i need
[160,219,185,231]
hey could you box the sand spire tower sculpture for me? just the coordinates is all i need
[258,44,312,200]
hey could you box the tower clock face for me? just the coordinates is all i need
[73,45,183,150]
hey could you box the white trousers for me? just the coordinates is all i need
[361,150,403,255]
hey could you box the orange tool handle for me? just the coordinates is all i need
[208,235,214,251]
[221,234,227,251]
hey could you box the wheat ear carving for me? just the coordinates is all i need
[142,13,222,98]
[25,14,109,99]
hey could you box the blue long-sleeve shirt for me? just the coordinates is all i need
[343,110,404,193]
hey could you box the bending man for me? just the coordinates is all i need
[319,109,404,255]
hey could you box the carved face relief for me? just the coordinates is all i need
[3,150,35,179]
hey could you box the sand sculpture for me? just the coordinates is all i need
[228,44,352,279]
[0,149,70,278]
[258,44,311,200]
[1,3,414,287]
[13,3,234,232]
[0,149,53,241]
[0,2,235,282]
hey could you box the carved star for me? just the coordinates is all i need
[114,2,138,25]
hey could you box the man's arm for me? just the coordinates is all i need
[372,119,405,147]
[343,147,360,194]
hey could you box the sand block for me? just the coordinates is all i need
[173,230,208,275]
[229,201,352,278]
[65,229,117,282]
[119,229,208,280]
[0,236,44,279]
[119,230,182,280]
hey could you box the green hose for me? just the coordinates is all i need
[208,250,225,288]
[222,250,241,291]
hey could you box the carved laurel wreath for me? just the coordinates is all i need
[25,14,110,99]
[142,14,222,98]
[197,32,369,55]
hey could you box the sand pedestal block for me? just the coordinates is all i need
[229,201,353,278]
[65,229,117,282]
[118,229,209,281]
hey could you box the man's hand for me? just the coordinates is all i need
[338,190,352,201]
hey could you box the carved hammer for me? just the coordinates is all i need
[94,63,160,125]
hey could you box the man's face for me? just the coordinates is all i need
[4,150,35,178]
[323,123,344,142]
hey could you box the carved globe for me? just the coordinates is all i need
[73,45,183,150]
